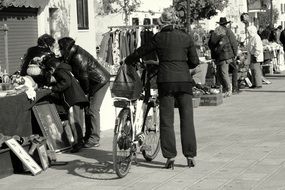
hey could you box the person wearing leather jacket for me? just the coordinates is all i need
[58,37,110,148]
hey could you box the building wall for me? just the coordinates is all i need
[275,0,285,28]
[37,0,97,56]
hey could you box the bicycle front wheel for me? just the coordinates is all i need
[113,108,133,178]
[142,104,160,162]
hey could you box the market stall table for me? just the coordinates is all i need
[0,89,51,137]
[0,89,51,178]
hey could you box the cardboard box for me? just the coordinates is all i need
[200,93,223,106]
[192,97,200,108]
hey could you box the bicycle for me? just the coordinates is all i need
[112,62,160,178]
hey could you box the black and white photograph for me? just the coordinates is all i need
[1,0,285,189]
[32,103,71,152]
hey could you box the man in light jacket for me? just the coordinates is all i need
[247,25,264,88]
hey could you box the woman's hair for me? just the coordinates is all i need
[37,34,55,48]
[58,37,75,52]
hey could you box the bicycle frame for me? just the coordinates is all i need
[113,97,146,143]
[113,62,159,146]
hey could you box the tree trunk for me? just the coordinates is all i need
[186,0,191,34]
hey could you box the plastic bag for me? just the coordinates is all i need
[111,63,143,99]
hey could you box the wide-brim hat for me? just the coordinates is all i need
[157,7,177,25]
[216,17,231,25]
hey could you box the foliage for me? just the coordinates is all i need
[258,7,279,29]
[100,0,141,15]
[173,0,229,24]
[0,0,5,10]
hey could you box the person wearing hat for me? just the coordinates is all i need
[125,7,199,169]
[208,17,238,96]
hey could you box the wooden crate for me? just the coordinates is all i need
[0,148,14,179]
[205,77,216,86]
[200,93,223,106]
[192,97,201,108]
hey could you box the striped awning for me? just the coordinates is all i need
[1,0,50,8]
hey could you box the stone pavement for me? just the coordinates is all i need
[1,76,285,190]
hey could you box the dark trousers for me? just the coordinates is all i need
[85,82,109,143]
[159,92,197,159]
[229,61,239,91]
[216,61,231,92]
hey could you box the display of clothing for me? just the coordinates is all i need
[97,25,159,66]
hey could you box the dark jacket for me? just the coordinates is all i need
[125,25,199,83]
[50,60,89,108]
[208,26,238,62]
[58,38,110,96]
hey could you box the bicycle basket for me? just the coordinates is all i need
[111,63,143,99]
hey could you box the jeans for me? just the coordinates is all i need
[159,92,197,159]
[216,60,231,92]
[85,82,109,143]
[250,62,262,87]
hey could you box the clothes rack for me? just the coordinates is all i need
[108,24,158,29]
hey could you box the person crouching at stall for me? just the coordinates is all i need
[247,26,263,89]
[44,57,89,153]
[58,37,110,148]
[20,34,56,87]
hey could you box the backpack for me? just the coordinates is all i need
[209,29,231,59]
[213,33,230,54]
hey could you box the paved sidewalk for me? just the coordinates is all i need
[0,77,285,190]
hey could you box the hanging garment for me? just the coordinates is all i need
[112,30,121,66]
[98,32,111,62]
[106,32,114,65]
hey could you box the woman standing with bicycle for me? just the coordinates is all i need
[125,7,199,169]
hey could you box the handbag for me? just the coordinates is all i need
[111,63,143,99]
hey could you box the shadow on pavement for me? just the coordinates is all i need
[51,148,120,180]
[241,90,285,93]
[135,158,188,169]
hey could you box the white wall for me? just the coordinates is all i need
[37,0,97,56]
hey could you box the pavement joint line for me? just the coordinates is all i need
[140,104,285,189]
[117,167,155,190]
[216,131,285,190]
[216,152,279,189]
[183,116,285,189]
[250,161,285,190]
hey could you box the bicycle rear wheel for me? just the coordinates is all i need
[142,104,160,162]
[113,108,133,178]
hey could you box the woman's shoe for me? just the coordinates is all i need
[186,157,196,168]
[164,158,175,170]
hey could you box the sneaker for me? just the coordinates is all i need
[83,141,100,148]
[223,91,231,98]
[232,89,241,95]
